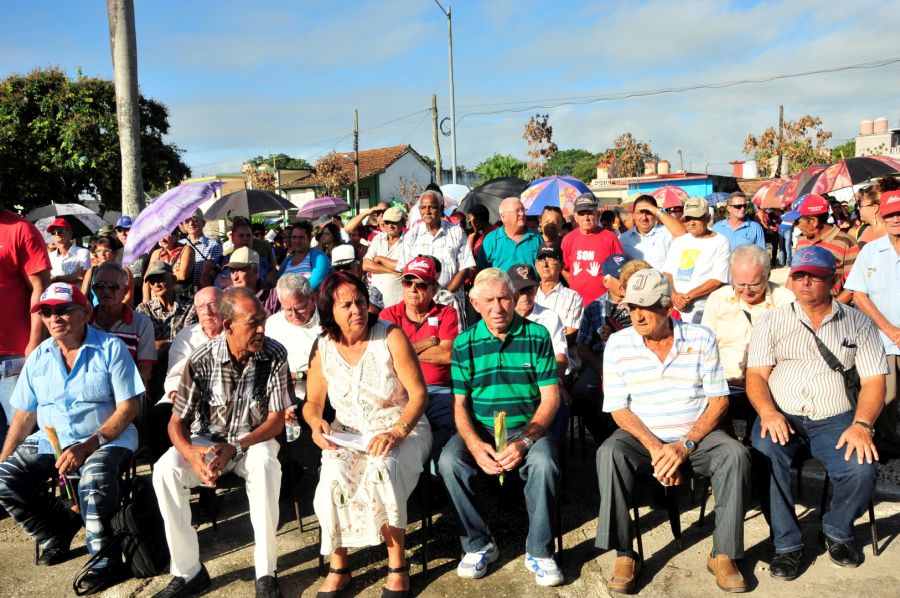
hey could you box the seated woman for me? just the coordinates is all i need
[82,236,134,306]
[303,272,431,598]
[142,228,194,300]
[277,220,331,291]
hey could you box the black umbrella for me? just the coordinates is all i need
[203,189,295,220]
[457,177,529,224]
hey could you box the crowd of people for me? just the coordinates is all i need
[0,177,898,597]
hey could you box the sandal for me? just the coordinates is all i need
[381,563,410,598]
[316,566,352,598]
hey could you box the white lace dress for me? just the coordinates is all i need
[313,321,432,554]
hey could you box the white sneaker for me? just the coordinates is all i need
[525,553,564,587]
[456,542,499,579]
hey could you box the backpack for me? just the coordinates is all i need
[73,474,170,595]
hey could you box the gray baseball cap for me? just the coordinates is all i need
[623,268,671,307]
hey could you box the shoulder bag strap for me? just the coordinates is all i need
[792,303,847,375]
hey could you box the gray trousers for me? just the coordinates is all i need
[595,429,750,558]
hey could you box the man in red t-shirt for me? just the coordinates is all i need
[0,206,52,442]
[379,255,459,456]
[561,193,624,305]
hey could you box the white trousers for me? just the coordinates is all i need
[152,437,282,579]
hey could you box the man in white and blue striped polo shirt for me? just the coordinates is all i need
[595,268,750,594]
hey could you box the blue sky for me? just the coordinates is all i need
[3,0,899,178]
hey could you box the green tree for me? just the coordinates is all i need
[571,154,601,183]
[546,148,596,176]
[831,139,856,161]
[474,154,526,180]
[248,153,312,170]
[0,67,190,214]
[744,115,832,176]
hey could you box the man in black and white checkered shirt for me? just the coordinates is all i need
[152,287,294,598]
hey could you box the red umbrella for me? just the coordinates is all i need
[807,156,900,196]
[650,185,689,208]
[777,165,825,205]
[751,178,789,209]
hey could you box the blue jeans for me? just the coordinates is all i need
[778,228,793,266]
[751,411,878,553]
[0,439,131,568]
[437,430,559,558]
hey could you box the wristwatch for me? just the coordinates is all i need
[681,437,696,453]
[232,441,245,459]
[519,435,535,451]
[95,431,109,447]
[854,421,876,437]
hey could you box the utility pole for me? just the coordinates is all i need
[354,109,360,214]
[774,105,784,178]
[432,94,443,184]
[434,1,458,184]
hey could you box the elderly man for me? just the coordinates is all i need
[381,256,459,457]
[46,218,91,285]
[534,242,583,342]
[345,200,391,241]
[478,197,543,272]
[619,195,687,270]
[225,247,280,316]
[180,209,222,289]
[136,261,197,352]
[396,190,475,306]
[747,246,887,579]
[438,268,563,587]
[662,197,730,324]
[711,192,767,251]
[0,283,143,594]
[845,190,900,455]
[561,193,624,305]
[152,288,293,598]
[264,275,321,404]
[363,205,406,307]
[785,194,858,303]
[596,268,749,594]
[88,263,157,384]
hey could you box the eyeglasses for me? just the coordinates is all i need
[729,204,748,210]
[49,230,67,236]
[195,301,218,313]
[790,272,830,283]
[332,263,355,272]
[383,220,401,226]
[858,203,876,209]
[39,305,80,318]
[401,279,430,290]
[115,228,129,233]
[147,277,169,285]
[502,209,526,215]
[91,282,121,291]
[536,256,560,263]
[575,210,596,216]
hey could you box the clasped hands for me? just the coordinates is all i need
[650,441,690,487]
[187,443,237,487]
[470,438,528,477]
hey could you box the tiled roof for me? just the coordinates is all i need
[281,144,419,189]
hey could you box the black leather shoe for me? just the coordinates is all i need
[75,566,125,596]
[152,565,212,598]
[37,515,82,566]
[769,549,803,580]
[256,574,282,598]
[820,532,861,568]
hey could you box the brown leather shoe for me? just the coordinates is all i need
[607,556,640,594]
[706,554,747,593]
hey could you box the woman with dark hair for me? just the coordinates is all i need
[82,236,135,306]
[278,221,331,290]
[304,272,431,598]
[142,228,194,300]
[316,222,343,257]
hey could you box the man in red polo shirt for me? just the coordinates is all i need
[380,255,459,456]
[561,193,624,305]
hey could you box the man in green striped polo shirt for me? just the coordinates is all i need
[438,268,563,587]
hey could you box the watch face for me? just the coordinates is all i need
[684,439,696,450]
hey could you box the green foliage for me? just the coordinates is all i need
[0,67,191,213]
[831,139,856,161]
[474,153,526,180]
[546,148,596,176]
[572,155,601,183]
[248,152,312,170]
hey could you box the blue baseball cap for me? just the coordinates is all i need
[115,215,133,229]
[790,245,835,277]
[601,253,628,279]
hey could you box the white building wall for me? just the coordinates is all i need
[377,152,433,206]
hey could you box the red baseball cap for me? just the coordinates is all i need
[879,190,900,217]
[31,282,89,313]
[402,256,437,282]
[797,194,829,216]
[46,217,71,232]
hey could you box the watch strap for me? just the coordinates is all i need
[853,420,875,437]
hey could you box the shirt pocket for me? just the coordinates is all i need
[249,393,269,426]
[81,372,113,403]
[33,376,57,407]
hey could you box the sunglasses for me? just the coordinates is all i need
[115,227,129,233]
[401,279,430,290]
[147,277,170,285]
[91,282,121,291]
[39,305,81,318]
[729,204,748,209]
[49,230,68,236]
[575,210,595,216]
[332,263,355,272]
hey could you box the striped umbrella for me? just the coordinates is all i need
[520,175,591,217]
[649,185,690,208]
[751,178,789,209]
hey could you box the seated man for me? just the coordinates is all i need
[508,263,568,377]
[380,256,459,458]
[438,268,563,587]
[533,242,583,353]
[136,261,197,352]
[226,247,280,316]
[151,288,294,598]
[746,246,887,580]
[596,269,750,594]
[264,274,321,401]
[0,283,142,595]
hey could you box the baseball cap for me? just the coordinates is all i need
[31,282,88,313]
[224,247,260,269]
[797,194,829,216]
[383,206,406,223]
[536,242,562,261]
[115,215,133,229]
[879,190,900,217]
[682,197,710,219]
[145,260,174,279]
[507,263,539,292]
[601,254,628,279]
[573,192,599,212]
[402,256,437,282]
[46,217,71,232]
[96,224,114,236]
[790,245,836,277]
[331,244,357,267]
[623,268,671,307]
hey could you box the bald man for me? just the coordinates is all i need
[477,197,543,272]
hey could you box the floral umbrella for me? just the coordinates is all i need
[751,178,789,209]
[776,165,826,205]
[649,185,689,208]
[520,175,591,218]
[806,156,900,196]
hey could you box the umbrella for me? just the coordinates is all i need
[123,181,222,265]
[750,178,789,209]
[457,177,529,224]
[27,203,108,242]
[294,196,351,220]
[203,189,295,221]
[705,191,732,206]
[776,165,826,205]
[520,175,591,218]
[806,156,900,196]
[650,185,689,208]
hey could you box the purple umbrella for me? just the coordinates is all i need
[295,196,351,220]
[123,181,222,265]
